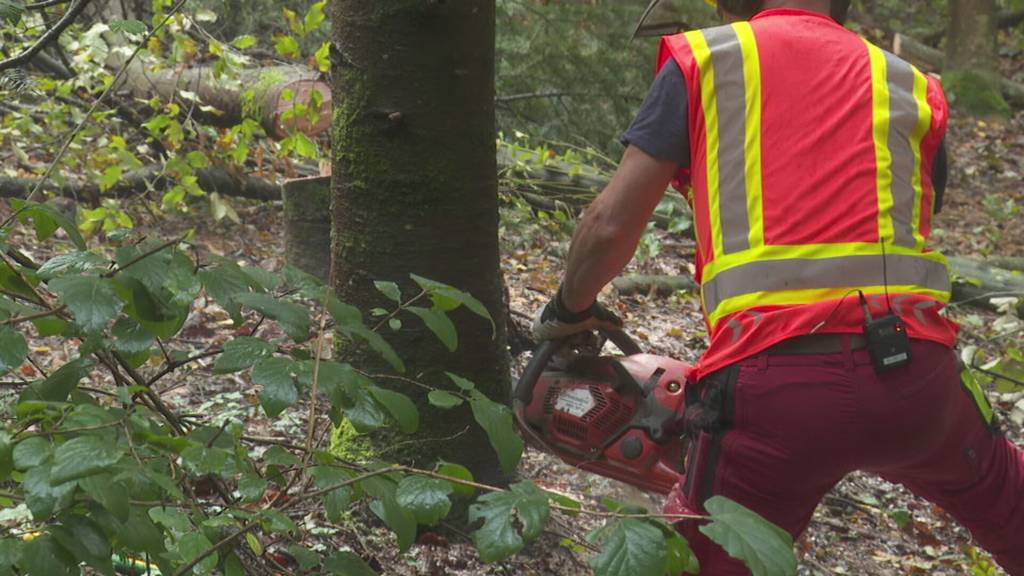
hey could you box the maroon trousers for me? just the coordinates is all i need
[665,339,1024,575]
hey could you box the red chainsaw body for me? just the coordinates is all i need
[519,352,695,494]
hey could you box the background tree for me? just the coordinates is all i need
[330,0,511,484]
[943,0,1011,116]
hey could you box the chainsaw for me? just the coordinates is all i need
[513,330,696,495]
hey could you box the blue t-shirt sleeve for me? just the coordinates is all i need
[621,59,690,168]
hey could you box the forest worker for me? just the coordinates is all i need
[532,0,1024,573]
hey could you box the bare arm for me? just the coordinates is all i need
[560,145,679,312]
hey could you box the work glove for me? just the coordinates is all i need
[532,287,623,342]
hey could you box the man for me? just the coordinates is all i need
[532,0,1024,573]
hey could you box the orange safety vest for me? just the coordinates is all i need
[658,8,958,378]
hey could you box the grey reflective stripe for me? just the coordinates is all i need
[704,25,750,254]
[884,51,920,248]
[702,254,950,314]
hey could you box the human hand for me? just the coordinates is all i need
[531,288,623,342]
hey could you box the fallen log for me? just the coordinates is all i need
[893,33,1024,107]
[0,165,281,202]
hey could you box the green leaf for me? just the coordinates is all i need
[468,481,550,562]
[176,532,218,575]
[328,298,405,373]
[407,306,457,351]
[446,372,476,391]
[303,0,327,32]
[22,357,91,403]
[49,276,123,333]
[199,264,252,323]
[231,34,257,49]
[274,34,301,58]
[0,328,27,375]
[345,387,387,432]
[374,281,401,303]
[436,462,475,497]
[325,551,378,576]
[311,466,352,523]
[589,519,666,576]
[11,200,85,249]
[262,445,301,467]
[117,506,166,554]
[0,0,24,25]
[261,509,297,534]
[79,474,130,521]
[215,337,276,373]
[51,435,123,484]
[428,390,463,409]
[396,476,452,526]
[51,515,114,576]
[664,528,700,575]
[110,318,155,354]
[37,252,106,280]
[12,436,49,469]
[469,391,524,475]
[149,506,193,535]
[410,274,495,336]
[369,386,419,434]
[235,292,311,342]
[0,432,12,481]
[700,496,797,576]
[369,493,417,552]
[315,40,331,72]
[23,463,76,518]
[19,534,78,576]
[288,545,321,571]
[109,18,146,35]
[252,357,299,417]
[0,538,22,574]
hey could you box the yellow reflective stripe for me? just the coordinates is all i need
[735,22,764,249]
[687,30,725,258]
[865,41,896,243]
[701,241,949,282]
[910,68,932,249]
[707,286,951,327]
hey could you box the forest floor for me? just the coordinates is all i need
[5,107,1022,575]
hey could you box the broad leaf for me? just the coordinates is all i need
[214,337,276,373]
[374,280,401,303]
[49,276,123,333]
[446,372,476,391]
[589,519,666,576]
[468,481,550,562]
[109,18,146,35]
[0,0,24,25]
[0,328,27,375]
[51,436,123,484]
[110,318,155,354]
[176,532,218,575]
[235,292,310,342]
[328,298,405,373]
[0,432,11,481]
[411,274,495,336]
[19,535,78,576]
[51,515,114,576]
[407,306,457,351]
[12,200,86,249]
[345,387,387,433]
[369,386,419,434]
[469,391,524,475]
[22,357,91,403]
[79,474,130,521]
[427,390,463,409]
[395,476,452,526]
[700,496,796,576]
[369,493,417,552]
[23,463,76,518]
[199,264,252,323]
[311,466,352,523]
[12,436,49,469]
[436,462,475,497]
[324,551,378,576]
[37,252,106,280]
[252,357,299,417]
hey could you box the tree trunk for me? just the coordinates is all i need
[282,176,332,281]
[331,1,509,484]
[944,0,1010,116]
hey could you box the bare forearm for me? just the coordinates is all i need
[558,145,678,313]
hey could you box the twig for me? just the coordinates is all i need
[0,0,93,72]
[148,348,222,389]
[971,364,1024,389]
[25,0,73,9]
[306,287,332,455]
[102,237,183,278]
[0,305,66,326]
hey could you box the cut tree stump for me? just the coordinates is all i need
[282,175,332,281]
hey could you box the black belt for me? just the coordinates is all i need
[765,333,868,355]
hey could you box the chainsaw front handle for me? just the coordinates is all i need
[514,329,642,406]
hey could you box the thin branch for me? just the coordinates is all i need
[25,0,73,9]
[147,348,221,389]
[0,0,93,72]
[102,236,184,278]
[0,305,65,327]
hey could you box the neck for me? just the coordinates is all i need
[760,0,832,17]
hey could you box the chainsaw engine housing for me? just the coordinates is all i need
[519,352,694,494]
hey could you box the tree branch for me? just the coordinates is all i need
[0,0,93,72]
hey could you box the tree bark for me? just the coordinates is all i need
[282,176,331,281]
[943,0,1010,115]
[331,1,509,484]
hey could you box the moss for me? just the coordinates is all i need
[328,420,378,462]
[943,70,1011,118]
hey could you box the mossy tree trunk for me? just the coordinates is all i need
[944,0,1010,116]
[330,1,509,484]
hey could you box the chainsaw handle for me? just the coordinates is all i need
[514,329,641,405]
